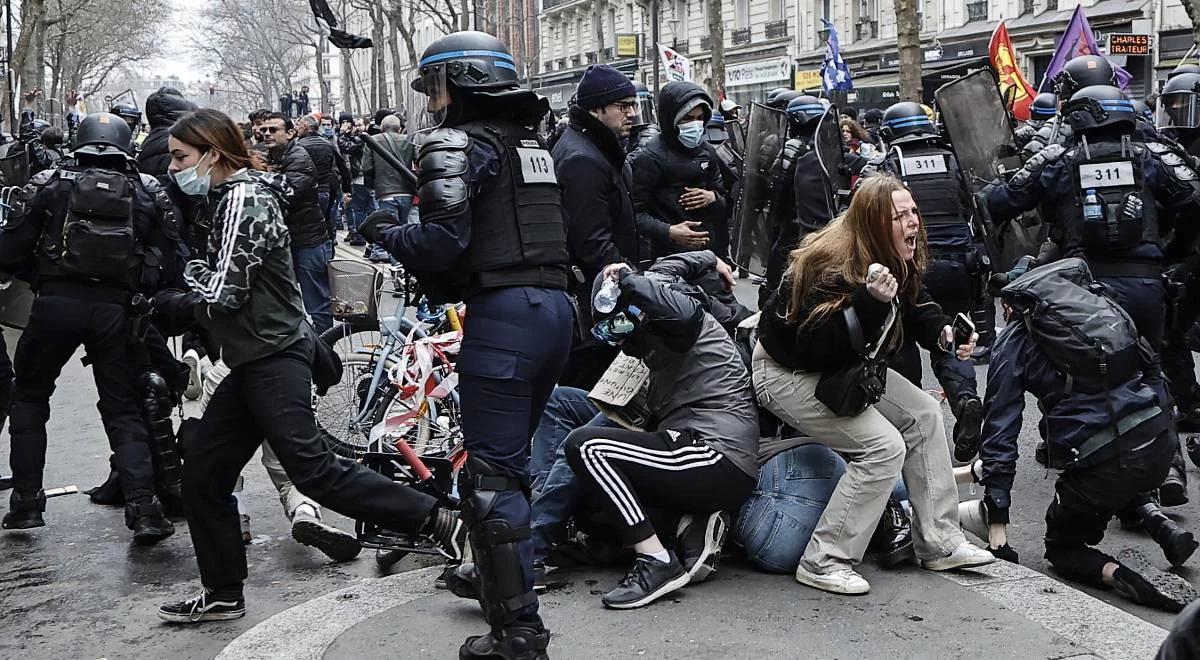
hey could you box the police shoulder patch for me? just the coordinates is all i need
[423,127,469,152]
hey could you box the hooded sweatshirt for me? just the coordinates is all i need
[138,87,198,177]
[629,81,728,258]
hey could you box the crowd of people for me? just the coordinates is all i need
[5,27,1200,660]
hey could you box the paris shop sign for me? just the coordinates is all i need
[726,57,792,88]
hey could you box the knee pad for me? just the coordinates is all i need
[458,456,536,629]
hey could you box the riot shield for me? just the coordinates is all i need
[935,69,1021,191]
[731,103,787,276]
[935,69,1022,266]
[814,106,849,216]
[0,278,33,330]
[0,147,29,188]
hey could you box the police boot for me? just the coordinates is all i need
[1112,548,1200,613]
[125,496,175,545]
[85,467,124,506]
[1135,502,1198,567]
[952,395,985,463]
[1159,445,1189,507]
[140,371,185,518]
[457,457,548,660]
[871,499,914,568]
[1,489,46,529]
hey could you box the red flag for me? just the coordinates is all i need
[989,21,1036,121]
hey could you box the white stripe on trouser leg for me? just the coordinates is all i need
[579,439,719,524]
[579,438,723,527]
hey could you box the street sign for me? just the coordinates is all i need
[616,34,640,58]
[1108,34,1151,56]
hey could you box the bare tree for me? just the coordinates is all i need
[193,0,312,116]
[1183,1,1200,66]
[894,0,922,102]
[44,0,168,102]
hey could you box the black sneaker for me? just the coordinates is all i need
[291,506,361,562]
[952,397,984,463]
[427,509,467,560]
[601,552,690,610]
[1112,549,1200,613]
[158,590,246,623]
[675,511,730,583]
[1160,466,1189,508]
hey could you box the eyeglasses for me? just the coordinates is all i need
[611,101,638,114]
[261,126,285,134]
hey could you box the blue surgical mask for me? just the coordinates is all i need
[321,126,335,138]
[676,120,705,149]
[173,151,212,197]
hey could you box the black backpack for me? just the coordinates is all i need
[1000,257,1141,393]
[53,167,138,286]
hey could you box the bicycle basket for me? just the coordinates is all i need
[328,259,383,320]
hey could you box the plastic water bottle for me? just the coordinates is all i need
[594,277,622,314]
[1083,189,1103,222]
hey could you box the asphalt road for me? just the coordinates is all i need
[0,279,1194,658]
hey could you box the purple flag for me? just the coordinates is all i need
[1040,5,1131,92]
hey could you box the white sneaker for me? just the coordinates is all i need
[922,542,995,571]
[182,349,203,401]
[794,563,870,595]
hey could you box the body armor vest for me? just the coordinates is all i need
[885,143,968,228]
[1058,138,1159,261]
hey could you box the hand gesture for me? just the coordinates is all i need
[668,221,709,249]
[715,258,735,292]
[866,266,898,303]
[941,325,978,359]
[679,187,715,211]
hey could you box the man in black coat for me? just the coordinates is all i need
[137,87,197,178]
[295,115,350,237]
[551,64,648,388]
[630,81,728,260]
[261,111,333,332]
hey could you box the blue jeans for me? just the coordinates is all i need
[291,243,333,333]
[529,386,617,563]
[736,444,908,574]
[378,195,414,225]
[348,183,376,240]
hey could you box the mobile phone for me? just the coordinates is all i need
[952,312,976,347]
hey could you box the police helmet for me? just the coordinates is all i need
[411,31,519,94]
[765,88,791,105]
[706,113,728,144]
[1158,73,1200,130]
[1061,85,1135,132]
[1131,100,1152,121]
[1171,63,1200,79]
[767,90,799,110]
[109,103,142,123]
[73,112,133,156]
[1030,93,1057,120]
[1057,56,1116,99]
[879,101,937,143]
[785,96,825,128]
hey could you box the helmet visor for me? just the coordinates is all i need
[634,95,656,127]
[1157,92,1200,130]
[414,62,451,125]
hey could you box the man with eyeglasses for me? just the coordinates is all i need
[260,111,334,333]
[551,64,649,389]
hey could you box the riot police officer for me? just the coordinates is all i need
[358,32,573,660]
[860,101,986,461]
[1015,92,1057,154]
[110,103,143,153]
[0,113,178,543]
[985,85,1200,503]
[626,81,660,156]
[758,96,827,306]
[765,89,799,111]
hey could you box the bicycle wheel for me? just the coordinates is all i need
[321,319,383,354]
[314,353,432,459]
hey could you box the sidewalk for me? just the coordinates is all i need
[218,556,1169,660]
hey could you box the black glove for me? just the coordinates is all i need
[152,289,203,333]
[359,209,400,245]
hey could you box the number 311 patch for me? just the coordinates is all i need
[1078,161,1135,188]
[516,148,558,185]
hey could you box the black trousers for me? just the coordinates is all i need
[1044,429,1174,585]
[9,295,152,499]
[182,333,438,591]
[0,328,14,432]
[565,426,755,546]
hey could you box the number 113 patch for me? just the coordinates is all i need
[516,147,558,185]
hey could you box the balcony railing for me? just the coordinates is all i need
[700,34,712,51]
[1021,0,1035,14]
[856,19,877,41]
[601,46,614,60]
[1046,0,1058,10]
[541,0,580,10]
[765,20,788,40]
[732,27,751,45]
[966,1,987,21]
[570,55,581,67]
